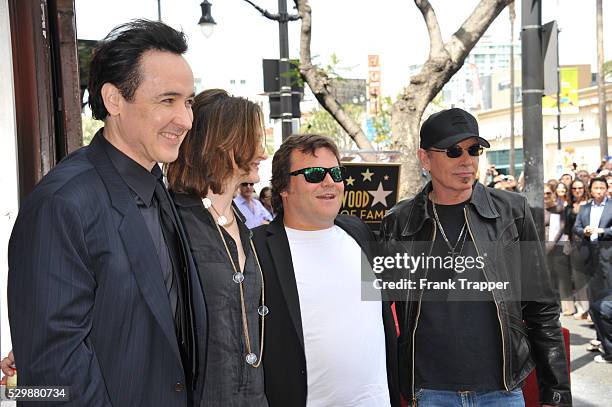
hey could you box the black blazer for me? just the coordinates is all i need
[252,214,400,407]
[7,132,208,406]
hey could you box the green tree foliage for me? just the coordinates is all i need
[300,104,364,150]
[82,115,103,146]
[604,59,612,80]
[370,96,392,147]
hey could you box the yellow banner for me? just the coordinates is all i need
[543,67,579,114]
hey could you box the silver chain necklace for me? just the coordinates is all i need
[430,193,468,257]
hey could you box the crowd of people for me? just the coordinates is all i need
[484,159,612,366]
[485,157,612,366]
[3,17,611,407]
[543,172,612,365]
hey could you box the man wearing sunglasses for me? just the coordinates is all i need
[234,182,273,228]
[380,108,571,406]
[252,134,400,407]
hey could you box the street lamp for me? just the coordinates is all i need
[198,0,216,38]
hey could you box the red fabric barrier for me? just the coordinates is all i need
[522,327,571,406]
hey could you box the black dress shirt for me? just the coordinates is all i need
[100,136,178,316]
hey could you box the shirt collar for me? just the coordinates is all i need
[100,133,158,207]
[591,197,608,207]
[234,194,249,205]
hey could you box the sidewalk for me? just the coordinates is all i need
[561,313,612,406]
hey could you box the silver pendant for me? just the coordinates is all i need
[232,272,244,284]
[245,353,257,365]
[202,197,212,208]
[258,305,269,316]
[217,215,228,226]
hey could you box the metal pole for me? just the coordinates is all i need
[157,0,161,22]
[521,0,544,239]
[278,0,293,141]
[509,1,516,178]
[556,27,561,151]
[596,0,608,160]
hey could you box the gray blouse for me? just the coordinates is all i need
[174,193,268,407]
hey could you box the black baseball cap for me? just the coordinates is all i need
[420,108,490,149]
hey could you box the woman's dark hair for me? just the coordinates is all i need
[569,179,588,204]
[554,182,569,202]
[271,134,340,214]
[167,89,264,196]
[546,178,559,192]
[88,19,188,120]
[259,186,272,202]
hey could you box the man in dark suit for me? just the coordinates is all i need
[574,176,612,363]
[252,134,399,407]
[7,20,207,405]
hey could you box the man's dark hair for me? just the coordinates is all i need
[589,176,607,191]
[271,134,340,214]
[88,19,188,120]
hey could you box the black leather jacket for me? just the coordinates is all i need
[380,182,571,406]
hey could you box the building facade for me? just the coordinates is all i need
[476,82,612,180]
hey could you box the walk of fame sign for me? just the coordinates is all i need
[340,162,401,232]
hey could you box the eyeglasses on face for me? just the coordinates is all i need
[428,143,484,158]
[289,166,346,183]
[241,183,254,187]
[544,191,553,195]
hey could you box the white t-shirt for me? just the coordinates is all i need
[285,225,391,407]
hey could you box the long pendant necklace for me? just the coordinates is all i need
[202,198,267,367]
[430,192,467,257]
[202,197,235,227]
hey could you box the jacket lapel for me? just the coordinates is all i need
[599,199,612,228]
[582,204,592,231]
[86,132,182,363]
[266,216,305,348]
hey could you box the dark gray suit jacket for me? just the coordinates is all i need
[573,198,612,301]
[8,132,207,406]
[574,198,612,241]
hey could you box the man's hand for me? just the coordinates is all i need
[0,350,16,383]
[584,226,594,237]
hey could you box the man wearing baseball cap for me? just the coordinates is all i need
[380,108,571,406]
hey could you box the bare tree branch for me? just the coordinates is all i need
[446,0,510,64]
[242,0,300,22]
[415,0,444,58]
[297,0,374,150]
[392,0,511,198]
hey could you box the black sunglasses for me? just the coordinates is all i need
[289,166,346,183]
[428,143,484,158]
[241,183,254,187]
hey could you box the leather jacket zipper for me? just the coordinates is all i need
[411,221,436,406]
[463,207,509,391]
